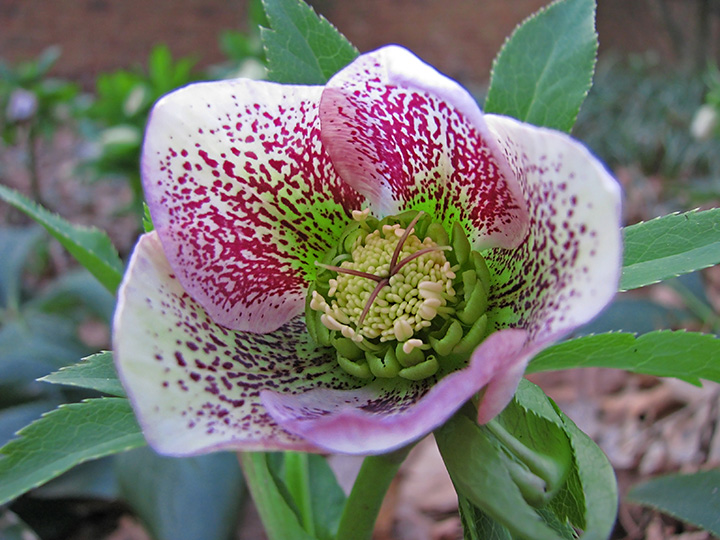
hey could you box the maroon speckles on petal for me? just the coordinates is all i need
[261,329,534,454]
[114,232,361,455]
[143,80,363,334]
[483,115,622,341]
[115,47,623,457]
[319,46,528,249]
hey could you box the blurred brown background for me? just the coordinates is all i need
[1,0,719,88]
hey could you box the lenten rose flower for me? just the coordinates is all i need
[113,45,622,456]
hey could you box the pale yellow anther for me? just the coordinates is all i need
[308,211,492,382]
[422,297,443,309]
[445,281,456,297]
[332,307,350,324]
[393,318,414,341]
[341,325,363,342]
[382,223,399,236]
[417,304,437,320]
[321,313,345,332]
[418,282,443,300]
[311,212,459,344]
[310,290,328,311]
[352,208,371,221]
[418,280,443,292]
[442,261,456,279]
[403,338,425,354]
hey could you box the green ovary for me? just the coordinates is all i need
[306,209,491,382]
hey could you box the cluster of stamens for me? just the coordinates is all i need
[306,209,491,382]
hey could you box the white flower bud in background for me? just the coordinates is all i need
[690,104,719,141]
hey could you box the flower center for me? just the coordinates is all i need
[306,210,491,382]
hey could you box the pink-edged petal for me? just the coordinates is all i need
[143,79,363,333]
[483,113,622,352]
[261,329,529,455]
[113,232,362,456]
[319,45,529,249]
[475,336,548,424]
[466,117,622,425]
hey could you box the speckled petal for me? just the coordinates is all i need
[471,114,622,422]
[114,232,361,456]
[484,114,622,337]
[143,79,363,333]
[261,329,529,454]
[319,45,529,249]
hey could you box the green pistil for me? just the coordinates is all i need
[306,210,491,382]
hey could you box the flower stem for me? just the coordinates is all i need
[284,451,316,536]
[335,445,412,540]
[239,452,315,540]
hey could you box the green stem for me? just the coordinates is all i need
[239,452,315,540]
[335,446,412,540]
[27,122,42,206]
[284,452,316,536]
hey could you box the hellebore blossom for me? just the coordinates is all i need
[113,46,622,456]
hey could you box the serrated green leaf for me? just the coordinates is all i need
[442,381,616,540]
[0,398,145,506]
[116,448,245,540]
[0,400,59,448]
[436,412,565,540]
[484,0,597,132]
[558,410,617,540]
[537,507,577,539]
[0,185,124,293]
[528,330,720,385]
[627,470,720,536]
[41,351,125,397]
[547,457,586,533]
[239,452,316,540]
[260,0,358,84]
[621,209,720,291]
[510,381,585,532]
[457,495,513,540]
[515,380,617,539]
[512,378,565,427]
[492,394,573,506]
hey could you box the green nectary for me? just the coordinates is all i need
[306,209,491,381]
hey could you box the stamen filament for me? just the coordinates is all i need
[390,211,425,271]
[392,245,452,274]
[315,262,384,282]
[357,278,389,327]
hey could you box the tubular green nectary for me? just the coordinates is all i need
[308,210,491,382]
